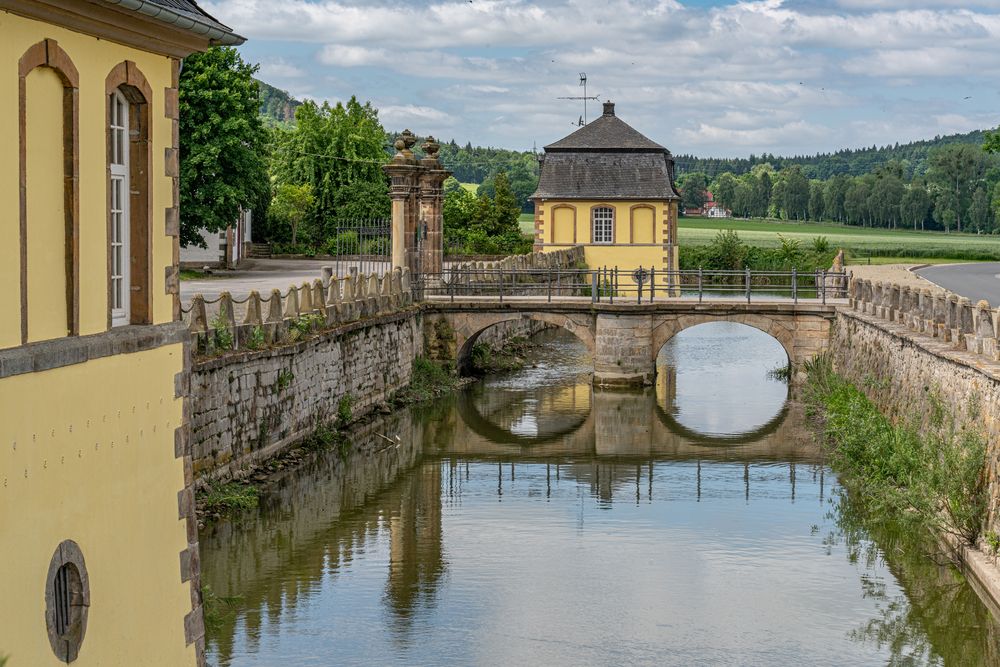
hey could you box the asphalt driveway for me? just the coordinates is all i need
[915,262,1000,306]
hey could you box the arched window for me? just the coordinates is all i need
[109,90,130,326]
[591,206,614,244]
[106,62,152,327]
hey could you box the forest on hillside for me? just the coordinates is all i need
[253,78,1000,242]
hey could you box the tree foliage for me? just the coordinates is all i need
[179,47,270,248]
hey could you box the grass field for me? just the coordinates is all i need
[460,182,479,194]
[680,217,1000,263]
[515,212,1000,263]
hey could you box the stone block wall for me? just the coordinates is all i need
[838,278,1000,538]
[189,310,422,481]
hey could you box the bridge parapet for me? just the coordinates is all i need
[850,276,1000,364]
[185,268,414,355]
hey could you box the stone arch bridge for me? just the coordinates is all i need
[422,300,837,385]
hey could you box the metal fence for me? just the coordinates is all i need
[330,218,391,277]
[417,267,848,304]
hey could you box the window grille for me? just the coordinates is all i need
[592,207,614,244]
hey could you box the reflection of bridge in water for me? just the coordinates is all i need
[202,376,823,664]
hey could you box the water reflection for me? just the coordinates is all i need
[202,327,999,667]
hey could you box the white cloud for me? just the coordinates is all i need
[204,0,1000,155]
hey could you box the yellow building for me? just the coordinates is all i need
[0,1,242,665]
[532,102,681,285]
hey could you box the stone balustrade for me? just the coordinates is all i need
[187,268,413,355]
[849,276,1000,363]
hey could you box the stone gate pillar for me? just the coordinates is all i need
[384,130,422,273]
[418,136,450,284]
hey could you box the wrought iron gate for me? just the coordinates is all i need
[331,218,391,277]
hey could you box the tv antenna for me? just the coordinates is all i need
[557,73,599,125]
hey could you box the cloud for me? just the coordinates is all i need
[205,0,1000,156]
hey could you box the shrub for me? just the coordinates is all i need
[805,355,987,544]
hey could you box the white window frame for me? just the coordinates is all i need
[110,90,130,327]
[592,206,614,244]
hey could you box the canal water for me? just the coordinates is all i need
[201,324,1000,666]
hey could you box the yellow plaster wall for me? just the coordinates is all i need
[535,199,676,271]
[24,67,69,342]
[0,344,193,666]
[0,10,177,348]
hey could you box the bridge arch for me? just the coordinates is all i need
[651,313,794,364]
[447,312,596,376]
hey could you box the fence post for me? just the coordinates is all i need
[698,267,703,303]
[499,265,504,303]
[547,266,552,303]
[792,268,797,304]
[650,267,656,303]
[592,271,598,304]
[821,269,827,304]
[745,268,751,303]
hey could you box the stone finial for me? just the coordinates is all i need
[392,129,417,163]
[422,136,440,159]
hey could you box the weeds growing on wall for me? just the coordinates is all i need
[336,394,354,427]
[210,312,234,352]
[393,357,458,403]
[469,336,535,375]
[804,354,988,544]
[199,481,259,516]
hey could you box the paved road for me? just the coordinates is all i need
[179,259,335,306]
[915,262,1000,306]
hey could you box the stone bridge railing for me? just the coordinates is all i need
[447,246,585,276]
[186,268,414,355]
[850,277,1000,362]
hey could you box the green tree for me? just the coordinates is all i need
[778,166,810,220]
[331,179,390,223]
[968,186,991,233]
[927,144,991,232]
[808,181,826,221]
[269,183,313,245]
[901,182,932,230]
[984,126,1000,155]
[712,172,739,212]
[179,47,270,248]
[679,172,709,212]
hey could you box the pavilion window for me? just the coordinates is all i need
[592,207,614,244]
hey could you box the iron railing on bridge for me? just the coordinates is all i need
[416,267,848,305]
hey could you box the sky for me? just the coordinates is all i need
[202,0,1000,158]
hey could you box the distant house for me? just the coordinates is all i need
[684,191,731,218]
[180,209,253,269]
[531,101,681,275]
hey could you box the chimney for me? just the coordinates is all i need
[602,101,615,116]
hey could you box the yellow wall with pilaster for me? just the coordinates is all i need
[0,11,194,666]
[533,199,679,274]
[0,345,193,667]
[0,10,177,349]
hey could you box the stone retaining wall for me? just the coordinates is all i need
[189,309,422,481]
[837,277,1000,544]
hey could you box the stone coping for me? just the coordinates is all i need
[0,322,188,379]
[839,307,1000,383]
[192,307,420,371]
[422,298,844,316]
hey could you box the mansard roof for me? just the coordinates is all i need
[533,102,679,201]
[544,105,668,153]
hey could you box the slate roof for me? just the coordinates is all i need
[533,102,678,200]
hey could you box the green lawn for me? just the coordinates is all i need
[679,217,1000,263]
[460,182,479,194]
[519,212,534,235]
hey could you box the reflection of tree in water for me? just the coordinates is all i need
[829,489,1000,665]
